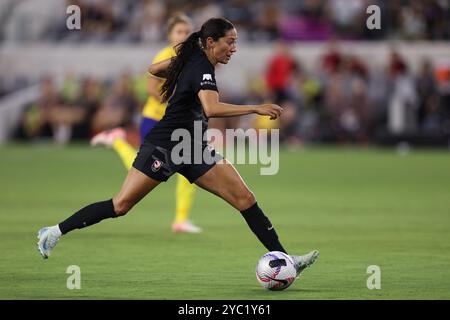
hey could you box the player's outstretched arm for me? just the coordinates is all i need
[198,90,283,119]
[147,57,174,79]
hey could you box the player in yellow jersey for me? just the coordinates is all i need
[90,14,201,233]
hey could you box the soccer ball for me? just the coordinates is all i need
[255,251,297,291]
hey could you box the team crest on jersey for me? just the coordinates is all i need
[151,159,163,172]
[202,74,212,81]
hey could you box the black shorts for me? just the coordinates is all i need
[132,140,223,183]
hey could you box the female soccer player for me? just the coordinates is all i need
[37,18,319,278]
[91,14,201,233]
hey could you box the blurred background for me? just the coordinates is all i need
[0,0,449,148]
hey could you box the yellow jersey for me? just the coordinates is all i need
[142,46,176,120]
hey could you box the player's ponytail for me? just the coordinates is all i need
[161,31,201,102]
[161,18,235,102]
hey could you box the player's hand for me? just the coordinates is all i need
[255,104,284,120]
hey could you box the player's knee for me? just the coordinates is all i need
[236,190,256,211]
[113,198,134,216]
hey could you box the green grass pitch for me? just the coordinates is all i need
[1,144,449,299]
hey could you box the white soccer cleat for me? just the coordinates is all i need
[172,220,203,234]
[291,250,319,277]
[37,226,61,259]
[90,128,126,147]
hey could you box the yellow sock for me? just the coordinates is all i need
[112,138,136,170]
[174,174,196,224]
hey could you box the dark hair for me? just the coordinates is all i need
[161,17,235,102]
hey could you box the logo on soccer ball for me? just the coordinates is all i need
[151,159,163,172]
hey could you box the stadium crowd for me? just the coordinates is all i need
[1,0,449,43]
[13,42,450,146]
[1,0,449,146]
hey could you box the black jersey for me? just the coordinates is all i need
[145,49,218,148]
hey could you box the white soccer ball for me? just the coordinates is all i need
[255,251,297,291]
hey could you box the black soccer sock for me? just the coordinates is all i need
[58,199,117,235]
[240,202,287,254]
